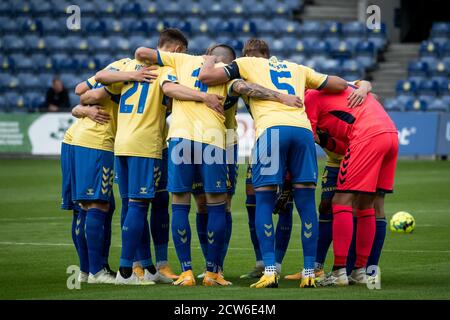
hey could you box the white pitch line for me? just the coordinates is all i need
[0,241,449,254]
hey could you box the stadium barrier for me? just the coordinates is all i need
[0,112,449,156]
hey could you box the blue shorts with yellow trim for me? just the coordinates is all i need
[116,156,160,200]
[113,156,120,185]
[60,142,74,210]
[321,166,339,200]
[156,148,168,192]
[168,138,228,194]
[252,126,318,188]
[192,144,238,195]
[72,145,114,202]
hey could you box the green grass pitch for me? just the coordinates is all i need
[0,158,449,300]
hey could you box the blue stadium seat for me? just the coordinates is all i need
[94,54,112,71]
[428,99,449,112]
[441,96,450,110]
[87,36,112,53]
[189,36,214,55]
[22,18,44,35]
[78,56,98,72]
[330,40,355,59]
[43,36,68,52]
[323,21,342,37]
[341,59,364,80]
[120,2,142,16]
[11,0,34,16]
[212,20,235,35]
[408,60,428,78]
[1,56,15,72]
[41,17,62,35]
[419,41,441,58]
[441,42,450,58]
[367,23,387,50]
[235,20,258,36]
[103,18,124,34]
[86,19,107,33]
[342,21,366,37]
[283,21,302,36]
[418,80,439,97]
[183,1,205,16]
[12,54,34,71]
[301,21,324,38]
[307,40,331,57]
[431,22,450,38]
[288,54,307,65]
[384,98,403,111]
[167,19,192,35]
[37,73,53,89]
[439,80,450,97]
[396,79,418,96]
[28,93,45,112]
[60,73,80,91]
[320,58,341,75]
[429,60,449,78]
[128,35,151,52]
[0,1,12,16]
[78,1,98,16]
[96,1,118,16]
[2,36,25,53]
[0,18,20,35]
[0,73,11,92]
[18,72,41,89]
[405,98,428,111]
[5,92,26,111]
[32,0,52,16]
[254,18,274,35]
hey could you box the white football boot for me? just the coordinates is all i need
[78,271,89,283]
[88,268,116,284]
[143,269,173,284]
[318,268,349,287]
[348,268,368,285]
[115,271,155,285]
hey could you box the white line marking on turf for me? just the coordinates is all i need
[1,241,450,254]
[0,217,67,222]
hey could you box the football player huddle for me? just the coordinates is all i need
[60,28,398,289]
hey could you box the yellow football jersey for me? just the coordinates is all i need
[157,51,236,149]
[324,148,344,168]
[224,99,238,146]
[106,59,177,158]
[226,56,328,138]
[63,119,79,144]
[70,58,130,152]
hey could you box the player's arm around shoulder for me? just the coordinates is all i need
[347,80,372,108]
[231,79,303,108]
[71,104,110,125]
[80,87,110,105]
[303,64,347,93]
[135,47,159,65]
[198,55,233,86]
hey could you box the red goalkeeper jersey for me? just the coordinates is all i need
[304,87,397,148]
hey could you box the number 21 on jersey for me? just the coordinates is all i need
[119,82,150,114]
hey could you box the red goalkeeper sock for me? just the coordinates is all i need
[332,204,353,268]
[355,208,376,268]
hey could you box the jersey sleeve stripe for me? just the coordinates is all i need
[317,75,329,90]
[85,80,93,89]
[157,51,164,66]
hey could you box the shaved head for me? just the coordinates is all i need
[206,44,236,64]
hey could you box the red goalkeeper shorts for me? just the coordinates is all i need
[337,132,398,194]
